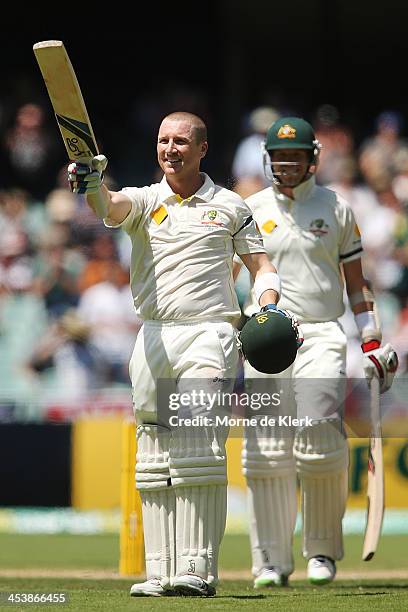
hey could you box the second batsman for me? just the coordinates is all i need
[234,116,398,587]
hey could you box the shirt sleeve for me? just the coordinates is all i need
[338,198,363,263]
[103,187,146,234]
[232,198,266,255]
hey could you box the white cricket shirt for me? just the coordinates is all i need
[105,173,264,321]
[243,176,363,322]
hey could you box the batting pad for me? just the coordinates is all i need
[135,424,171,490]
[246,477,297,576]
[168,426,228,583]
[169,425,228,487]
[243,424,297,575]
[175,484,227,584]
[294,419,349,560]
[140,489,176,585]
[242,423,295,478]
[136,424,175,584]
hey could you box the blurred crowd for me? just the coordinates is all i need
[0,103,141,418]
[0,101,407,420]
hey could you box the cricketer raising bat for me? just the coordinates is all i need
[33,40,98,164]
[362,375,384,561]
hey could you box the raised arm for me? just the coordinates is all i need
[68,154,132,224]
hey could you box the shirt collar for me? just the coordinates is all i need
[274,174,316,203]
[158,172,215,204]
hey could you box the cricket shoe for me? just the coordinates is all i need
[254,567,289,588]
[130,578,175,597]
[307,556,336,585]
[173,574,216,597]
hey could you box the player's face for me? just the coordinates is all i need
[157,119,207,178]
[270,149,310,187]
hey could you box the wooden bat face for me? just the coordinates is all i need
[33,40,98,164]
[362,377,384,561]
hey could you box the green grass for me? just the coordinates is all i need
[0,534,118,569]
[0,534,407,610]
[0,579,407,611]
[1,533,407,572]
[219,534,408,572]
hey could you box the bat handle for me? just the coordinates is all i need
[92,154,108,173]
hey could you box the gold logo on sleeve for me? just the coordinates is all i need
[151,205,168,225]
[262,220,277,234]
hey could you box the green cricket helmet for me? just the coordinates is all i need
[239,310,299,374]
[262,116,322,184]
[265,117,316,150]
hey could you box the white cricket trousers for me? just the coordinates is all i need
[243,320,349,575]
[130,319,239,585]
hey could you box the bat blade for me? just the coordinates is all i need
[33,40,98,163]
[362,376,384,561]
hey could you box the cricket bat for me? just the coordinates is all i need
[362,376,384,560]
[33,40,99,164]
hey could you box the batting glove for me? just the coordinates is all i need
[362,340,398,394]
[68,154,108,194]
[261,304,304,349]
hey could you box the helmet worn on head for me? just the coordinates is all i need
[265,116,317,151]
[262,116,322,184]
[239,310,299,374]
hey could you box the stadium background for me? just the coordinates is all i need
[0,2,408,597]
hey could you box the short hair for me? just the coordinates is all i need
[163,112,207,144]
